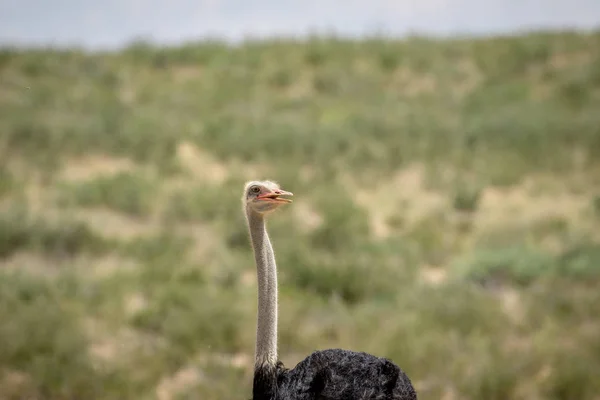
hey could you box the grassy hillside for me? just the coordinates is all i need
[1,30,600,399]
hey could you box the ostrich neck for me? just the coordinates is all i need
[247,210,278,368]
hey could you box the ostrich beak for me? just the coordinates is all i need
[257,189,293,203]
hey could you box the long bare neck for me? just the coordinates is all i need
[246,210,278,368]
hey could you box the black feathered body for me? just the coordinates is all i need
[253,349,417,400]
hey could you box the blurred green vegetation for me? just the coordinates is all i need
[1,30,600,399]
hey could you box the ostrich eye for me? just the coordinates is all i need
[251,186,261,194]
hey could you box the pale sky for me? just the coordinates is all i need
[1,0,599,49]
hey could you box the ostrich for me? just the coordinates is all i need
[243,180,417,400]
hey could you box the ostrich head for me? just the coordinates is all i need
[243,180,293,215]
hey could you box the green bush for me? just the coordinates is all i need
[0,207,108,259]
[451,245,556,286]
[59,172,156,217]
[557,243,600,279]
[0,271,117,399]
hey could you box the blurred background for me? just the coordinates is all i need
[1,1,600,399]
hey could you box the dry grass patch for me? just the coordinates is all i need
[72,208,158,240]
[175,141,228,184]
[345,163,448,239]
[60,155,136,182]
